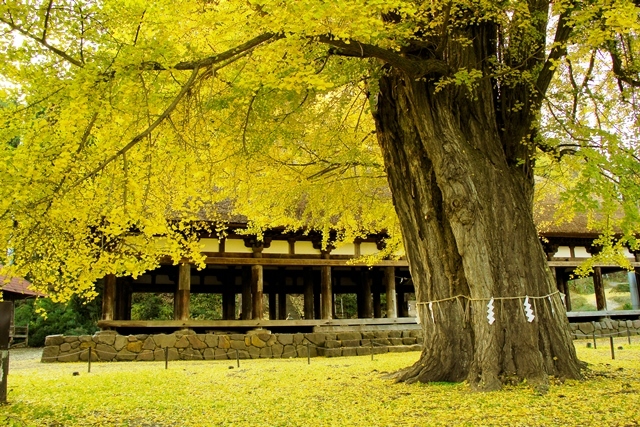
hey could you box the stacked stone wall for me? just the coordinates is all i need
[570,319,640,338]
[41,329,423,362]
[40,321,640,362]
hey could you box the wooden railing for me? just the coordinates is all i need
[10,324,29,347]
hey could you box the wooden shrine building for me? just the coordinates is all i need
[97,225,640,334]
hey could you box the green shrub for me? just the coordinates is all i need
[14,294,101,347]
[570,295,597,311]
[568,278,595,295]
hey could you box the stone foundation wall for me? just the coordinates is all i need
[41,329,424,362]
[570,319,640,338]
[41,321,639,362]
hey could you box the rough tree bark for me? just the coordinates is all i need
[371,20,583,390]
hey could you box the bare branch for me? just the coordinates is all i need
[0,17,83,67]
[535,4,575,100]
[241,94,257,153]
[77,112,99,153]
[608,38,640,88]
[41,0,54,42]
[174,33,281,70]
[73,66,202,185]
[317,35,450,77]
[133,10,146,46]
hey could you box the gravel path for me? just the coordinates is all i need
[8,347,43,362]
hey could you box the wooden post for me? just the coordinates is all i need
[278,292,287,320]
[303,267,314,320]
[385,267,397,319]
[398,291,408,317]
[123,283,132,321]
[593,267,607,311]
[251,265,264,320]
[313,271,321,320]
[631,268,640,309]
[101,274,116,322]
[278,268,287,320]
[373,291,382,318]
[268,290,277,320]
[223,291,236,320]
[241,267,252,320]
[320,265,333,319]
[115,279,125,320]
[0,301,12,404]
[174,264,191,321]
[555,268,571,312]
[362,269,373,319]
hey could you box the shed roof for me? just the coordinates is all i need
[0,267,42,298]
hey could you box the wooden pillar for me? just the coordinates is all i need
[320,253,333,319]
[385,267,397,318]
[303,267,314,320]
[174,263,191,321]
[313,271,321,320]
[241,267,252,320]
[373,291,381,318]
[593,267,607,310]
[362,268,373,319]
[632,268,640,310]
[251,265,264,320]
[223,291,236,320]
[101,274,116,322]
[269,290,277,320]
[555,267,571,312]
[278,268,287,320]
[398,291,408,317]
[124,287,132,321]
[222,268,236,320]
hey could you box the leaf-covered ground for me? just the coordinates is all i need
[1,338,639,426]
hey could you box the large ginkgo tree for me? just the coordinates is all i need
[1,0,639,390]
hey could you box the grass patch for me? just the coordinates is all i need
[1,339,640,426]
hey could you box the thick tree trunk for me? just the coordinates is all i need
[373,67,582,390]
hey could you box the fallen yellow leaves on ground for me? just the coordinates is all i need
[1,338,639,427]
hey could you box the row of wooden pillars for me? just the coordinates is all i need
[101,264,404,322]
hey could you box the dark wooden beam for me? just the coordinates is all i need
[101,274,116,322]
[251,265,264,320]
[241,267,252,320]
[321,265,332,319]
[268,290,277,320]
[174,264,191,321]
[303,267,314,320]
[277,268,287,320]
[385,266,397,318]
[373,291,381,318]
[593,267,607,311]
[363,269,373,318]
[98,317,420,329]
[199,256,409,267]
[555,267,571,312]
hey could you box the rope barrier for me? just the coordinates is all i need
[415,290,561,305]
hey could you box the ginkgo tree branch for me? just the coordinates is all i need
[41,0,54,42]
[71,66,202,188]
[139,33,282,71]
[0,16,84,67]
[317,35,450,77]
[608,39,640,88]
[535,3,575,101]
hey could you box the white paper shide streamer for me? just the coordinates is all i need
[428,302,435,323]
[523,296,535,322]
[487,297,495,325]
